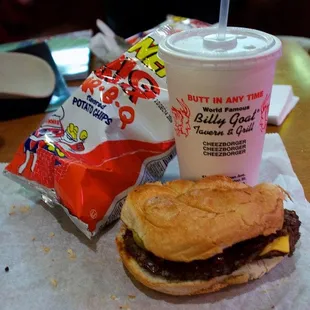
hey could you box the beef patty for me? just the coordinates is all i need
[123,209,301,282]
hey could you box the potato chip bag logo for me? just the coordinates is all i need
[91,40,164,130]
[171,98,191,137]
[127,37,166,78]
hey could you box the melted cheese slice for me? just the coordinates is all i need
[260,235,290,256]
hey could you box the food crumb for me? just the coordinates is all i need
[50,278,58,287]
[119,305,130,310]
[32,237,36,241]
[110,295,117,300]
[67,248,76,260]
[9,211,16,216]
[49,232,55,238]
[42,246,51,254]
[19,206,30,213]
[128,295,136,300]
[5,266,9,272]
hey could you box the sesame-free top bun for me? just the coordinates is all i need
[116,225,284,296]
[120,176,286,262]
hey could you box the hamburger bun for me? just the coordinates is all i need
[116,225,284,296]
[121,176,286,262]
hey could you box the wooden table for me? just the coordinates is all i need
[1,41,310,199]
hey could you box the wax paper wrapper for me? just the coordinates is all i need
[0,133,309,310]
[4,25,178,239]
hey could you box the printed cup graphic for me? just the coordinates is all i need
[159,27,282,185]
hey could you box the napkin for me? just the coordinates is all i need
[268,85,299,126]
[0,133,309,310]
[89,19,131,63]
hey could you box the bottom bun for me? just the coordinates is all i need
[116,225,284,296]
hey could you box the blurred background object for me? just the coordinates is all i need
[0,0,100,43]
[0,0,309,120]
[0,42,71,120]
[0,30,92,81]
[0,0,309,44]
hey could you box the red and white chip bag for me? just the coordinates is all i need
[4,20,209,238]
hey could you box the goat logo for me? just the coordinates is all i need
[171,98,191,137]
[260,94,271,132]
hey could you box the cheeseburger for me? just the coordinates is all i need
[116,176,301,296]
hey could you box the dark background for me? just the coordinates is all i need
[0,0,309,43]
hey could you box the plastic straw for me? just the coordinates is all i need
[217,0,230,40]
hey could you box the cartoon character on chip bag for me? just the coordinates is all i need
[18,108,89,174]
[44,124,88,158]
[171,98,191,137]
[18,109,65,174]
[58,123,88,152]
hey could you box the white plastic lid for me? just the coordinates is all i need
[158,27,282,69]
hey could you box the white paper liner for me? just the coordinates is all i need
[0,133,309,310]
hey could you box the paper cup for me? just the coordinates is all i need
[159,27,282,185]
